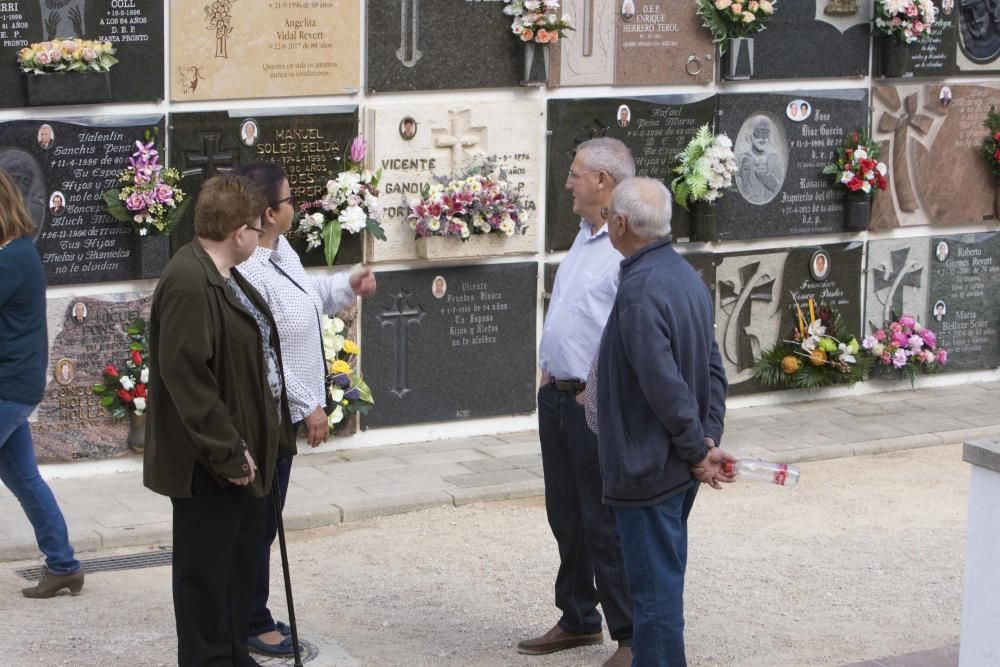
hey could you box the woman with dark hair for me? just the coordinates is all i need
[235,162,376,657]
[0,169,83,598]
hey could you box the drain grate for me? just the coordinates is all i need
[16,546,173,581]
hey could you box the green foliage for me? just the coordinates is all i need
[753,343,875,391]
[322,219,342,267]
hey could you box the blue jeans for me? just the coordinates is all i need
[0,399,79,575]
[614,484,699,667]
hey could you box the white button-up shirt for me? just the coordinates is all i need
[539,220,622,381]
[237,236,356,423]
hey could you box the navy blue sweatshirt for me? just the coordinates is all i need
[0,237,48,406]
[597,238,727,507]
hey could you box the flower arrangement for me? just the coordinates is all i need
[874,0,937,43]
[862,314,947,383]
[696,0,776,53]
[983,106,1000,179]
[406,157,528,241]
[503,1,573,44]
[91,318,149,418]
[822,131,889,197]
[294,137,387,266]
[321,315,374,431]
[753,298,873,390]
[669,124,738,209]
[103,129,189,236]
[17,38,118,74]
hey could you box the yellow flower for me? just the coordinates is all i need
[780,356,802,375]
[331,359,352,374]
[342,339,360,355]
[809,349,828,367]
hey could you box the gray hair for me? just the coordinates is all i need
[610,177,672,240]
[576,137,635,184]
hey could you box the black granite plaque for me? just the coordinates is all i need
[168,107,360,266]
[366,0,523,92]
[0,115,164,285]
[546,94,717,252]
[0,1,163,109]
[682,251,717,296]
[361,263,537,428]
[714,88,869,241]
[742,1,869,80]
[884,1,1000,77]
[715,242,863,394]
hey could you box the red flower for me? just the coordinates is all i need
[994,147,1000,163]
[875,173,888,191]
[860,158,876,173]
[104,364,119,378]
[852,131,859,143]
[133,383,146,398]
[994,131,1000,141]
[846,176,864,191]
[131,350,143,365]
[845,148,854,159]
[117,389,134,403]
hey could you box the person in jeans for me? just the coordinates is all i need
[597,177,734,665]
[0,169,83,598]
[521,138,634,667]
[236,163,376,657]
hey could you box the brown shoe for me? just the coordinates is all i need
[602,645,633,667]
[517,623,604,655]
[21,567,84,598]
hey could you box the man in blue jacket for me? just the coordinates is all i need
[597,177,734,665]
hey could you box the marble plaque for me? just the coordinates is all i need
[360,263,538,428]
[546,94,716,251]
[32,291,151,462]
[0,1,164,108]
[715,88,870,241]
[871,84,999,230]
[168,107,361,266]
[0,115,165,285]
[887,0,1000,77]
[169,0,359,101]
[715,242,864,394]
[364,101,543,262]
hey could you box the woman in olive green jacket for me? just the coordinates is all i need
[143,174,295,666]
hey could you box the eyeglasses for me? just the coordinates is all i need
[245,224,265,236]
[567,169,599,181]
[272,195,296,209]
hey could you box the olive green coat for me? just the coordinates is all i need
[143,240,295,499]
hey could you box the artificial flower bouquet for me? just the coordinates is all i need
[822,131,889,197]
[983,105,1000,179]
[503,0,573,44]
[753,298,873,390]
[874,0,937,43]
[696,0,776,53]
[92,318,149,418]
[17,38,117,74]
[862,314,947,383]
[103,129,188,236]
[669,124,738,209]
[321,315,374,432]
[406,157,528,241]
[295,137,387,266]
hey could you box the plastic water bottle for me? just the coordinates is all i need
[723,459,800,488]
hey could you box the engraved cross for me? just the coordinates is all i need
[873,247,923,323]
[396,0,423,67]
[181,132,238,178]
[432,110,487,171]
[377,291,425,398]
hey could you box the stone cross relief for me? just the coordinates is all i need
[377,291,425,398]
[871,245,924,324]
[718,256,784,383]
[581,0,595,56]
[396,0,423,67]
[432,110,487,172]
[181,132,238,178]
[39,0,87,41]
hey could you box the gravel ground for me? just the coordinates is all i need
[0,444,968,666]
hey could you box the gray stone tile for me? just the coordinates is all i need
[502,453,543,469]
[398,449,489,467]
[442,469,539,489]
[459,458,516,473]
[494,431,541,444]
[313,457,410,476]
[448,479,545,506]
[476,441,542,458]
[336,444,428,461]
[357,478,456,497]
[378,463,471,482]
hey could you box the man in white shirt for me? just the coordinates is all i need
[519,138,634,667]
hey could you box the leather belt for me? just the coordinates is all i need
[553,379,586,395]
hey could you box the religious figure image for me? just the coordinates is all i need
[617,105,631,128]
[49,191,66,216]
[37,124,55,150]
[810,250,831,281]
[958,0,1000,64]
[621,0,636,21]
[939,86,953,107]
[935,241,950,262]
[400,117,418,141]
[735,116,787,206]
[71,302,88,324]
[432,275,447,299]
[53,358,76,386]
[943,0,955,15]
[933,299,947,321]
[240,119,259,147]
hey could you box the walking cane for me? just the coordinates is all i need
[272,481,303,667]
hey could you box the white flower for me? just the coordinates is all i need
[807,319,827,338]
[120,376,135,390]
[140,368,149,384]
[360,169,373,183]
[326,179,338,195]
[427,218,441,231]
[310,212,325,227]
[838,343,856,364]
[840,170,854,184]
[802,336,818,353]
[861,180,872,194]
[715,134,733,149]
[139,227,148,236]
[329,387,344,403]
[336,170,362,194]
[133,397,146,413]
[854,148,868,160]
[328,405,344,427]
[328,334,345,354]
[876,162,888,176]
[339,205,368,234]
[332,317,345,333]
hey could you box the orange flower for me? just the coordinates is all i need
[536,29,551,44]
[520,28,534,42]
[550,31,560,43]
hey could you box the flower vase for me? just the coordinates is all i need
[723,37,754,80]
[879,36,910,78]
[690,202,717,242]
[126,412,145,453]
[843,191,871,232]
[25,72,112,106]
[137,234,170,280]
[521,42,551,86]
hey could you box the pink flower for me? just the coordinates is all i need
[890,321,902,333]
[908,334,924,352]
[921,350,935,364]
[892,16,902,26]
[919,328,936,347]
[881,352,892,365]
[905,4,918,17]
[34,51,51,65]
[892,349,909,368]
[899,315,916,328]
[874,329,887,342]
[125,193,147,211]
[935,349,948,365]
[349,136,366,163]
[82,48,97,62]
[154,183,174,204]
[892,332,909,348]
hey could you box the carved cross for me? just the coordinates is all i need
[377,291,425,399]
[877,89,937,213]
[719,262,775,371]
[582,0,595,57]
[872,247,923,324]
[181,132,238,178]
[432,110,487,171]
[396,0,423,67]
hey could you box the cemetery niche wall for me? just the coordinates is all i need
[0,1,164,108]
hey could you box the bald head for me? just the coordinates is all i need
[610,177,672,241]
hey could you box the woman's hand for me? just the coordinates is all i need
[303,405,329,447]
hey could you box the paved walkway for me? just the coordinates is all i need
[2,381,998,563]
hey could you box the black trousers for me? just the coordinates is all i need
[248,454,292,636]
[171,463,266,667]
[537,383,633,642]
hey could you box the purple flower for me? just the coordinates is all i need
[907,334,924,352]
[344,387,360,401]
[125,192,147,211]
[892,349,909,368]
[862,335,877,350]
[333,373,350,388]
[349,136,366,163]
[891,332,909,348]
[154,183,174,204]
[899,315,916,328]
[936,349,948,365]
[919,328,936,347]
